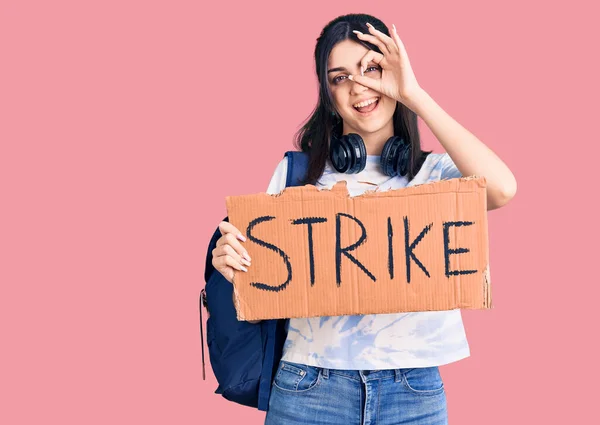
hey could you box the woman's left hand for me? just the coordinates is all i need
[350,23,423,110]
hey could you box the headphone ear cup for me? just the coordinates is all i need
[380,136,404,176]
[330,134,352,173]
[339,135,355,172]
[396,141,411,177]
[345,133,366,174]
[380,136,411,177]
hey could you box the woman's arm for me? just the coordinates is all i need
[408,89,517,211]
[349,25,516,211]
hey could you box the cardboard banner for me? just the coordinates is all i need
[225,177,491,321]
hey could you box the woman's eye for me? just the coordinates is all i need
[332,67,380,84]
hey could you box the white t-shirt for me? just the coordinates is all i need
[265,152,470,370]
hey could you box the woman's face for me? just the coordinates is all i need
[327,39,396,136]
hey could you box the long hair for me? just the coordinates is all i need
[293,13,432,185]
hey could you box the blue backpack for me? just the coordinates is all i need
[200,151,309,411]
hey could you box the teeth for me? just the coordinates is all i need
[353,97,379,108]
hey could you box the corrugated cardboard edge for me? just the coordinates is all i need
[483,263,492,308]
[246,175,487,200]
[231,278,246,321]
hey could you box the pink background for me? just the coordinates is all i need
[1,0,597,423]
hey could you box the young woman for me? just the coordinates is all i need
[212,13,516,425]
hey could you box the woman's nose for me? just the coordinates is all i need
[350,79,368,95]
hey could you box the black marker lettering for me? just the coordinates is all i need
[247,216,292,292]
[443,221,478,277]
[335,212,376,286]
[291,217,327,285]
[404,216,432,283]
[387,216,394,280]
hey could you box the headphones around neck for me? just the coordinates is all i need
[329,131,412,177]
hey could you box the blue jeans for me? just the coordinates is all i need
[265,360,448,425]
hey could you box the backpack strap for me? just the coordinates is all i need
[284,151,309,187]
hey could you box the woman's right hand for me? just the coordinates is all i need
[211,221,252,284]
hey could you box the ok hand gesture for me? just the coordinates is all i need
[350,23,423,111]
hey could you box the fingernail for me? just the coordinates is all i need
[392,24,397,32]
[237,233,246,242]
[366,22,373,28]
[240,265,248,272]
[241,258,251,267]
[348,75,354,80]
[360,66,364,76]
[242,252,252,262]
[352,30,363,35]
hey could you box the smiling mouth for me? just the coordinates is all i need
[353,97,380,115]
